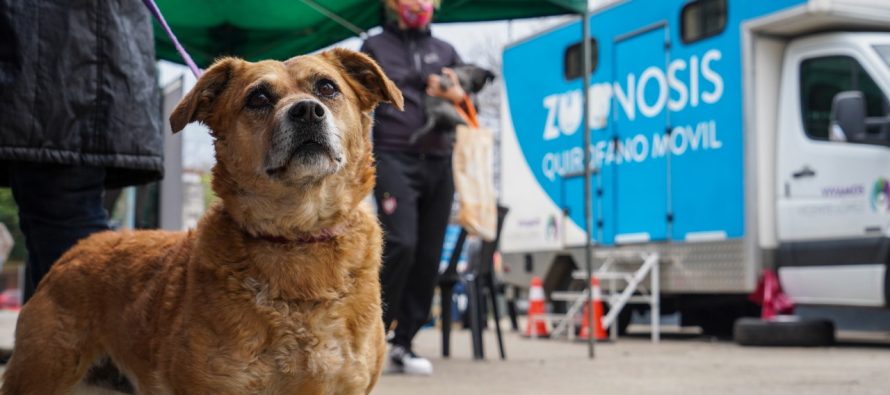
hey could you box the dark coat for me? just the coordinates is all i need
[361,23,462,156]
[0,0,163,188]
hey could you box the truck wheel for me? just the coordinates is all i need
[733,317,835,347]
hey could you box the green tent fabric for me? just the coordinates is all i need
[154,0,586,68]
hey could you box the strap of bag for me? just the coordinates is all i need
[454,96,479,129]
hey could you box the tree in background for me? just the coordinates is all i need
[0,189,26,263]
[201,172,218,210]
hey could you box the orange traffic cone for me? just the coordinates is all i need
[579,276,608,341]
[524,276,550,338]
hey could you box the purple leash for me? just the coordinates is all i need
[142,0,202,77]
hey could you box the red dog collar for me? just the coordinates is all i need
[257,223,346,244]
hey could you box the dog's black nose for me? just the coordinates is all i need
[289,101,325,123]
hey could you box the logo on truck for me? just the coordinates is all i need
[871,178,890,213]
[539,49,725,181]
[543,49,723,137]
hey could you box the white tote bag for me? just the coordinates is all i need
[452,124,497,241]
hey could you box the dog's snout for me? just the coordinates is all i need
[290,101,326,123]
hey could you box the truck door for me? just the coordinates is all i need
[604,24,670,244]
[776,37,890,306]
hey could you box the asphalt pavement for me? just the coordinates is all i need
[1,312,888,394]
[375,324,890,395]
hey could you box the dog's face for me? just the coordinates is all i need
[452,65,496,94]
[170,49,403,234]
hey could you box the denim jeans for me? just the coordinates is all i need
[8,162,109,302]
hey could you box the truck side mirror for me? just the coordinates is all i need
[830,91,866,142]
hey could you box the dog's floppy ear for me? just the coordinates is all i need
[170,57,240,133]
[324,48,404,112]
[471,67,496,93]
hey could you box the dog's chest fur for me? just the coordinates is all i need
[247,277,353,373]
[190,276,373,394]
[172,210,382,394]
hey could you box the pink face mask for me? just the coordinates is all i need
[398,2,434,29]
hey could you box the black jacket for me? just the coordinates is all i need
[0,0,163,188]
[361,23,462,156]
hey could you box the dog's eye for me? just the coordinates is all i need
[246,90,273,109]
[316,79,339,98]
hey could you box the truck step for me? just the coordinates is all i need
[571,271,634,281]
[550,291,650,304]
[535,313,572,323]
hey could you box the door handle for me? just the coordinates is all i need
[792,166,816,179]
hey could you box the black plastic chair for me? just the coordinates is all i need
[439,205,509,360]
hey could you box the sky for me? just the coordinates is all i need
[159,16,573,171]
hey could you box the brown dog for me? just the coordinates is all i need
[0,48,403,394]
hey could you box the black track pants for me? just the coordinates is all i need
[374,151,454,349]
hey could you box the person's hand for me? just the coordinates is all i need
[426,68,466,103]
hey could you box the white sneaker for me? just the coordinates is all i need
[387,345,433,376]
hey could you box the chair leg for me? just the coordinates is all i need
[467,276,485,360]
[440,283,454,358]
[485,272,506,360]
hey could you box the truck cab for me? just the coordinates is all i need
[775,33,890,307]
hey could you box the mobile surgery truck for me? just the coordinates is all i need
[499,0,890,334]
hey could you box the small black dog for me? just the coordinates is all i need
[410,64,495,145]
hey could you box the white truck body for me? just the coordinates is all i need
[500,0,890,312]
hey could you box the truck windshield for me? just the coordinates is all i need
[876,45,890,69]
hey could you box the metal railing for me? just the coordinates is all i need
[547,251,661,343]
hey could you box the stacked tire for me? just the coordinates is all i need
[733,317,835,347]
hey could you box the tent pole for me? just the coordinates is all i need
[581,3,595,360]
[299,0,368,38]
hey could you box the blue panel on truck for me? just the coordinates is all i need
[610,25,669,244]
[502,0,806,246]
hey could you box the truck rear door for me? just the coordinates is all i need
[605,24,670,245]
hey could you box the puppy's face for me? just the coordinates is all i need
[170,49,403,232]
[453,65,496,94]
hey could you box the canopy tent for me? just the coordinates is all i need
[154,0,587,67]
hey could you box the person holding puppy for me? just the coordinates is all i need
[361,0,467,376]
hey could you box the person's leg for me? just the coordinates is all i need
[391,156,454,350]
[8,163,109,302]
[374,152,421,329]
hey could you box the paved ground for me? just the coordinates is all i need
[375,325,890,395]
[2,311,889,394]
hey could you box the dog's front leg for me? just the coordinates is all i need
[1,294,100,395]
